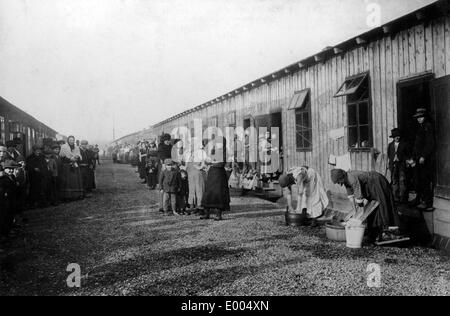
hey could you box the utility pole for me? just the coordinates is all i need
[112,109,116,142]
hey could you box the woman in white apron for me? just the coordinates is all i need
[280,166,329,226]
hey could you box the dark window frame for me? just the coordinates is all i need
[211,115,218,128]
[295,97,313,152]
[343,72,373,152]
[228,111,236,126]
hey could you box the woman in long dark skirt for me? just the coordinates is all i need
[331,169,400,243]
[59,136,84,201]
[201,136,230,221]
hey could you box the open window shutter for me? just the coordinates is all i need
[288,89,310,110]
[432,75,450,199]
[334,73,368,97]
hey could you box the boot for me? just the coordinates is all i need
[200,209,210,220]
[214,209,223,221]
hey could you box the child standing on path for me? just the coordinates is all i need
[159,159,180,216]
[177,169,189,215]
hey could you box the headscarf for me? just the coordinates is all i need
[67,136,76,150]
[161,133,171,142]
[60,141,82,161]
[331,169,347,184]
[279,174,295,188]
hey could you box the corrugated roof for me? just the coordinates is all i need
[0,96,58,135]
[152,0,448,127]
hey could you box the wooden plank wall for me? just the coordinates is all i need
[154,18,450,192]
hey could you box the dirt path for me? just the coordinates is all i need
[0,161,448,296]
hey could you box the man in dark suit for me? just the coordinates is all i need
[6,140,27,221]
[26,145,48,208]
[79,140,96,197]
[412,108,435,211]
[387,128,409,203]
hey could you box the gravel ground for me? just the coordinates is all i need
[0,160,449,296]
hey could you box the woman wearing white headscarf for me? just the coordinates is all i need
[59,136,84,200]
[279,166,329,226]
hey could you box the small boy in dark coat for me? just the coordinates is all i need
[177,169,189,215]
[159,159,181,216]
[44,150,59,206]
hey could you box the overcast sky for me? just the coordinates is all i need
[0,0,435,144]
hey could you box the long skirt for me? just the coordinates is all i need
[201,164,230,211]
[187,167,206,208]
[80,166,95,192]
[138,161,146,179]
[28,171,44,204]
[60,164,84,200]
[362,172,400,230]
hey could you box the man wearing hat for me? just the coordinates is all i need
[93,145,101,166]
[43,149,59,206]
[13,137,25,153]
[158,134,173,162]
[6,140,25,164]
[79,140,96,197]
[51,143,63,201]
[412,108,435,211]
[26,145,47,208]
[0,145,10,165]
[387,128,409,204]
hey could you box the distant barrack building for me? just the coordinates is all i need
[112,128,155,146]
[118,0,450,251]
[0,96,58,155]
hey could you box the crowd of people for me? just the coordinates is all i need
[280,108,436,244]
[0,107,436,253]
[115,133,230,221]
[0,136,101,247]
[113,107,434,245]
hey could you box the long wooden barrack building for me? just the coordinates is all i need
[0,96,58,156]
[151,0,450,249]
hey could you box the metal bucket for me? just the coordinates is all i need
[285,210,310,227]
[325,223,346,242]
[345,225,366,249]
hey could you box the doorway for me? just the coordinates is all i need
[431,75,450,199]
[397,73,435,195]
[254,112,283,177]
[397,73,434,146]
